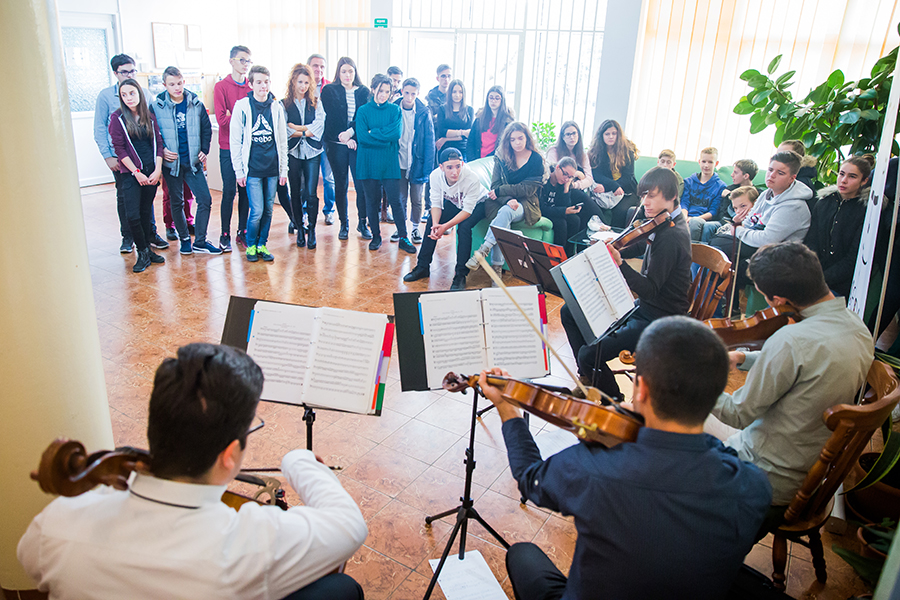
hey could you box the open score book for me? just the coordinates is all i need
[244,302,392,414]
[417,286,550,390]
[550,241,636,345]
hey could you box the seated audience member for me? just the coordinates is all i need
[656,149,683,199]
[482,317,772,600]
[402,148,488,290]
[778,139,819,196]
[538,157,582,255]
[467,85,515,162]
[386,65,403,102]
[546,121,594,229]
[465,122,545,277]
[18,343,368,599]
[681,147,727,241]
[561,167,692,400]
[588,119,639,228]
[706,186,759,245]
[394,77,435,245]
[709,151,812,293]
[703,159,759,243]
[804,154,873,299]
[426,64,452,124]
[711,242,873,506]
[435,79,474,157]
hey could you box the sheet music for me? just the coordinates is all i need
[418,291,487,389]
[246,302,317,403]
[481,287,548,378]
[584,242,635,319]
[559,257,615,338]
[428,550,507,600]
[303,308,388,413]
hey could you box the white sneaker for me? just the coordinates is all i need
[466,247,489,270]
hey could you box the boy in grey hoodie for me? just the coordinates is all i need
[710,151,811,294]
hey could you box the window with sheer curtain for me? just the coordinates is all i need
[625,0,900,168]
[236,0,370,96]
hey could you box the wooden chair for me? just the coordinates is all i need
[767,360,900,590]
[688,243,733,320]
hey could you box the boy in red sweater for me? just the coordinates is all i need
[214,45,252,251]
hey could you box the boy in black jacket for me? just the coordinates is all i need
[561,167,692,400]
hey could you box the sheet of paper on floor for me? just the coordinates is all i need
[428,550,507,600]
[534,428,578,460]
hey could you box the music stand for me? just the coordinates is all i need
[423,385,509,599]
[491,226,567,297]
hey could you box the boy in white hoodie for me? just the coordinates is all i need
[710,151,811,294]
[230,65,288,262]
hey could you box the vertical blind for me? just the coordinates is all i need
[626,0,900,167]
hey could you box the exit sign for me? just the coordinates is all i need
[374,18,388,28]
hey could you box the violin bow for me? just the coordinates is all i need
[727,237,742,319]
[474,252,608,405]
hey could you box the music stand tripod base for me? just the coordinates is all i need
[422,386,509,600]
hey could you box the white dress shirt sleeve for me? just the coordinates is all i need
[261,449,367,598]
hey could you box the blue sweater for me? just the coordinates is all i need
[681,173,727,217]
[355,100,402,180]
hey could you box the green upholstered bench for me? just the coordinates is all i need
[460,157,555,268]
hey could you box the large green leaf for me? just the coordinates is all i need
[832,546,885,586]
[775,70,796,86]
[773,124,785,146]
[802,132,817,147]
[859,89,878,101]
[767,54,783,74]
[749,113,769,134]
[827,69,845,87]
[860,108,881,120]
[846,420,900,492]
[840,108,862,124]
[740,68,761,81]
[734,101,756,115]
[749,74,769,88]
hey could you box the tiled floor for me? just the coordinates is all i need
[83,183,873,599]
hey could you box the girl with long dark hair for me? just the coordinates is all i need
[321,57,370,240]
[588,119,639,227]
[466,85,514,161]
[283,63,325,249]
[108,79,166,273]
[435,79,474,157]
[465,122,545,275]
[546,120,595,194]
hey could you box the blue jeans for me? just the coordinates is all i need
[163,166,213,245]
[320,149,335,214]
[246,176,277,248]
[484,203,525,265]
[701,220,723,243]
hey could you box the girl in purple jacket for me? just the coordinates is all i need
[109,79,165,272]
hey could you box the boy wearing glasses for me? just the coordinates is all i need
[93,54,168,253]
[19,343,368,600]
[214,45,253,251]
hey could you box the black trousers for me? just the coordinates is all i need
[119,169,158,251]
[280,573,364,600]
[219,148,249,234]
[415,198,478,277]
[548,213,581,257]
[506,543,567,600]
[288,154,322,231]
[324,142,367,227]
[560,304,652,398]
[362,178,406,241]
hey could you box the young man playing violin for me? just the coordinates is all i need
[710,242,873,507]
[18,343,368,600]
[480,317,772,600]
[560,166,692,400]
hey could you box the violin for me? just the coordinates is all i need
[609,211,674,252]
[443,372,644,448]
[31,438,287,509]
[705,305,799,350]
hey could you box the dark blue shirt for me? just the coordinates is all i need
[175,98,190,167]
[502,418,772,600]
